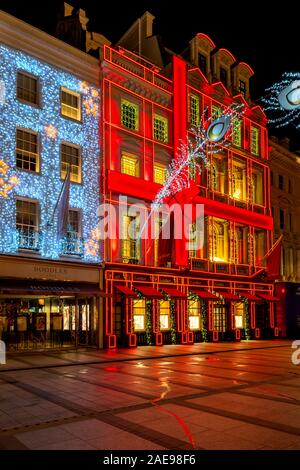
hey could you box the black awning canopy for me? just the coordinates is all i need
[0,279,107,297]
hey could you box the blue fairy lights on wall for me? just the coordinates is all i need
[0,44,101,262]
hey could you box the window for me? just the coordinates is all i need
[212,105,222,120]
[289,213,292,232]
[232,159,247,201]
[189,94,200,127]
[154,114,168,143]
[280,209,285,230]
[133,299,146,331]
[122,215,140,262]
[121,154,139,177]
[214,304,227,332]
[189,222,197,258]
[159,300,170,330]
[288,178,292,193]
[234,226,247,264]
[61,143,81,183]
[153,164,167,184]
[211,155,227,194]
[234,303,244,328]
[210,217,229,263]
[16,129,39,172]
[188,299,201,330]
[271,171,273,185]
[121,99,139,130]
[239,80,246,97]
[17,71,39,105]
[252,166,264,205]
[198,53,207,74]
[232,119,242,147]
[254,229,266,264]
[16,199,39,250]
[62,210,82,255]
[250,126,259,155]
[61,87,81,121]
[278,175,284,191]
[220,67,228,87]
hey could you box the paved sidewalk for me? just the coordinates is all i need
[1,339,292,372]
[1,339,299,450]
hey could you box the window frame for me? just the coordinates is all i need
[189,93,200,127]
[153,113,169,143]
[60,87,82,122]
[16,127,40,174]
[250,126,260,156]
[133,299,146,331]
[121,153,139,177]
[153,163,167,185]
[16,70,40,107]
[121,99,139,131]
[16,197,40,251]
[60,141,82,184]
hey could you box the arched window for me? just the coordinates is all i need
[210,218,228,262]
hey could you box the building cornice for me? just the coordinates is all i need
[0,10,100,85]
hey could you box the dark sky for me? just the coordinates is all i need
[1,0,300,148]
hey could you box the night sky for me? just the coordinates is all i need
[1,0,300,148]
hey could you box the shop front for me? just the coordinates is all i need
[0,256,105,351]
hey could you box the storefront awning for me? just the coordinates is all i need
[240,293,261,302]
[190,289,218,300]
[258,293,281,302]
[216,291,240,301]
[160,287,186,298]
[0,280,108,297]
[115,285,137,297]
[134,285,163,298]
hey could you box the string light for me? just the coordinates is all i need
[0,44,101,261]
[261,72,300,128]
[0,159,19,198]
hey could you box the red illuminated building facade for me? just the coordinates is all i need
[101,13,281,348]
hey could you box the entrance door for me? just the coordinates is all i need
[214,304,228,341]
[256,303,270,338]
[78,299,97,347]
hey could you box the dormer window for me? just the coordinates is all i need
[220,67,228,87]
[239,80,246,98]
[198,53,207,75]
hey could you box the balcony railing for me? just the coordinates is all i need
[17,228,40,251]
[190,257,254,276]
[60,235,84,257]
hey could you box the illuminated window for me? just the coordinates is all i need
[121,154,139,177]
[61,143,81,183]
[212,105,222,120]
[17,71,39,105]
[250,126,259,155]
[61,209,82,256]
[234,226,247,264]
[189,222,197,258]
[232,159,247,201]
[16,199,39,250]
[210,218,229,262]
[239,80,246,97]
[153,164,167,184]
[190,94,200,127]
[61,87,81,121]
[232,119,242,147]
[252,166,264,205]
[154,217,163,266]
[254,229,266,264]
[121,99,139,131]
[122,215,140,262]
[16,128,39,172]
[154,114,168,143]
[133,299,145,331]
[234,303,244,328]
[211,156,227,194]
[188,299,201,330]
[214,304,226,332]
[159,300,170,330]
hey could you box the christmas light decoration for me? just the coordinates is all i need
[0,44,101,261]
[261,73,300,128]
[138,103,244,240]
[0,159,19,198]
